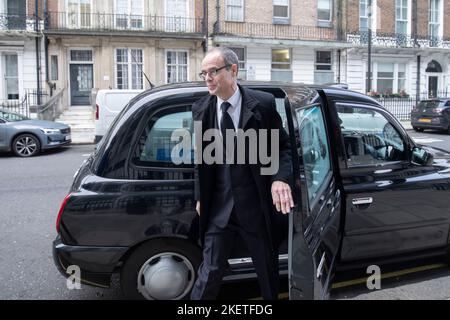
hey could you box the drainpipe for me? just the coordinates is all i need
[43,0,51,95]
[202,0,208,52]
[416,55,421,104]
[35,0,41,104]
[337,49,341,83]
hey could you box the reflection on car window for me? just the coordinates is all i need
[0,110,29,122]
[275,98,288,128]
[337,104,406,166]
[136,110,193,165]
[296,106,331,204]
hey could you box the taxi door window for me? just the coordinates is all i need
[296,105,332,205]
[337,104,406,166]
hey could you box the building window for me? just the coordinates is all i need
[317,0,332,22]
[314,51,334,84]
[4,54,19,100]
[70,50,92,62]
[166,51,188,84]
[165,0,188,31]
[229,47,246,80]
[395,0,408,35]
[67,0,91,28]
[51,55,58,81]
[273,0,289,19]
[429,0,441,40]
[116,49,143,89]
[271,49,292,82]
[368,62,407,96]
[359,0,369,32]
[115,0,143,29]
[226,0,244,22]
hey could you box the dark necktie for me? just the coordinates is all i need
[220,101,235,144]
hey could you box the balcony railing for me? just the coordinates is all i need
[347,30,450,49]
[217,21,342,41]
[45,12,203,34]
[0,14,40,32]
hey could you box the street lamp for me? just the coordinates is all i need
[366,0,372,94]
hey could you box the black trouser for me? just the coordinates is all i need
[190,211,279,300]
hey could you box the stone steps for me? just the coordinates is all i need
[56,107,95,144]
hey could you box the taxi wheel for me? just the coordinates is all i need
[121,238,201,300]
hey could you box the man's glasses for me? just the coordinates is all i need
[198,65,231,80]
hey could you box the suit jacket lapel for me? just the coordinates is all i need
[238,85,258,130]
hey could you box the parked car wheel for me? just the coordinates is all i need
[413,127,424,132]
[120,239,201,300]
[12,134,41,157]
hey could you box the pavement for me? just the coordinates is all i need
[400,120,413,130]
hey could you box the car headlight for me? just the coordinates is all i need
[41,128,61,134]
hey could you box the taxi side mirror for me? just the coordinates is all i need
[411,147,433,166]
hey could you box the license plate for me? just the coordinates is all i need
[418,118,431,123]
[65,135,71,141]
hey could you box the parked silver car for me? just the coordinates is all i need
[0,109,71,157]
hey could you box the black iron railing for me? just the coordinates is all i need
[374,91,450,121]
[0,14,40,31]
[217,21,342,41]
[45,12,203,34]
[347,30,450,49]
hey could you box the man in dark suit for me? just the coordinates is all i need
[191,47,294,300]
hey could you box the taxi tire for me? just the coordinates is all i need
[120,238,201,300]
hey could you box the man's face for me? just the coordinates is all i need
[201,52,237,99]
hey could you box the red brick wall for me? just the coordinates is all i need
[347,0,359,33]
[416,0,429,38]
[377,0,395,34]
[444,0,450,38]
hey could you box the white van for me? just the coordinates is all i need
[95,89,142,142]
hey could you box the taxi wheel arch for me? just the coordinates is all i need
[120,238,202,300]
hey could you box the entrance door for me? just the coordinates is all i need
[428,76,438,98]
[70,64,93,106]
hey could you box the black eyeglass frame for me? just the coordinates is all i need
[198,64,232,80]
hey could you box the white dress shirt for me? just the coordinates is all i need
[216,88,242,135]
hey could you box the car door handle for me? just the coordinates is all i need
[352,197,373,205]
[316,252,326,279]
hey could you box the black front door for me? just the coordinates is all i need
[289,96,342,300]
[70,64,93,106]
[428,76,438,98]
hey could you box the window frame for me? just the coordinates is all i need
[273,0,290,24]
[129,104,194,173]
[226,0,245,22]
[295,103,334,211]
[429,0,442,40]
[317,0,332,24]
[3,53,19,100]
[228,47,247,80]
[115,48,144,90]
[66,0,92,28]
[50,55,59,81]
[336,102,408,169]
[395,0,409,35]
[114,0,144,30]
[165,50,189,84]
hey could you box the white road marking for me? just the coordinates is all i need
[412,137,444,144]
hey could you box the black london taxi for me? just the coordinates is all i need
[53,82,450,300]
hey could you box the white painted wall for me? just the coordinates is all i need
[246,46,271,81]
[292,47,314,84]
